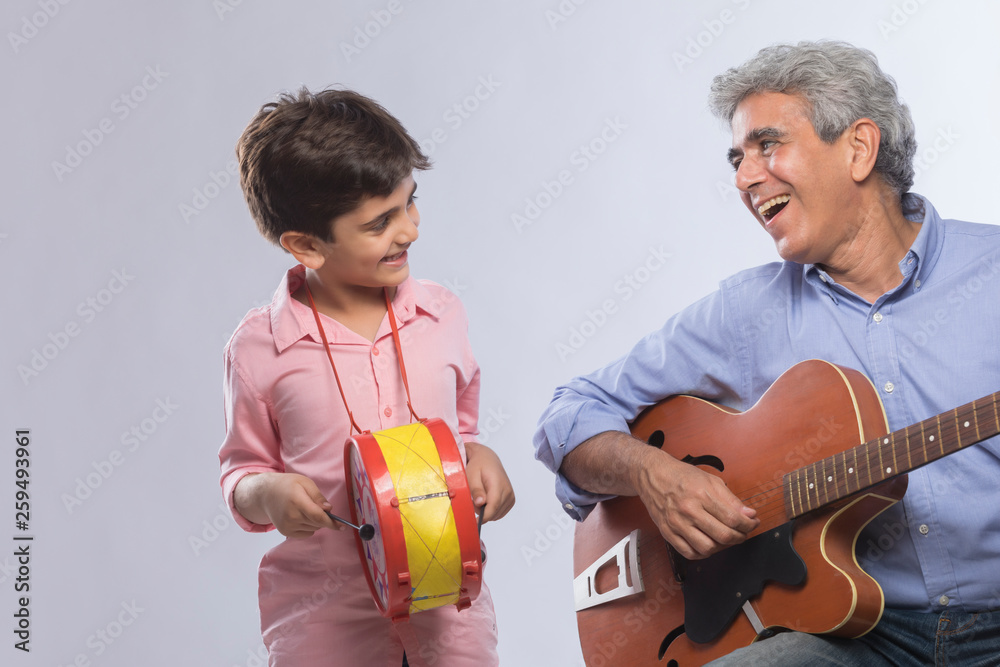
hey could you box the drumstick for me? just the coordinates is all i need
[477,505,486,563]
[326,511,375,541]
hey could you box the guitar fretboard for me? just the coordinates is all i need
[784,392,1000,518]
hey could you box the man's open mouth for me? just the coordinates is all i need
[757,195,790,221]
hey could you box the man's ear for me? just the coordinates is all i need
[279,231,327,270]
[847,118,881,183]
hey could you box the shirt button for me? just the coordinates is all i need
[384,407,392,417]
[939,595,950,606]
[919,524,929,535]
[873,312,883,323]
[884,382,895,393]
[915,279,922,288]
[564,503,574,510]
[373,347,380,356]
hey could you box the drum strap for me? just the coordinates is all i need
[383,288,422,424]
[303,282,421,434]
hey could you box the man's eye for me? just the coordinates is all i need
[731,158,742,171]
[407,195,418,208]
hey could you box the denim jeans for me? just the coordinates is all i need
[706,608,1000,666]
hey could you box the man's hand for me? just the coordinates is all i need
[464,441,515,523]
[560,431,759,560]
[634,446,758,560]
[234,472,339,538]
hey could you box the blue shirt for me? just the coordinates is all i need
[534,194,1000,612]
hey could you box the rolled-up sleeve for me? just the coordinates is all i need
[533,288,745,520]
[219,346,283,533]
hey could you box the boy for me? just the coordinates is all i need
[220,88,514,666]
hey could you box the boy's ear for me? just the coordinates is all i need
[279,231,327,270]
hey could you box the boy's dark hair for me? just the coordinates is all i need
[236,87,431,247]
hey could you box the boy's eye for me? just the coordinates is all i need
[407,195,418,208]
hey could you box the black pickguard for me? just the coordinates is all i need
[678,521,805,644]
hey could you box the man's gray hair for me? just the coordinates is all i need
[709,41,917,195]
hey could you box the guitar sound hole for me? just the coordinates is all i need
[647,430,665,448]
[659,626,685,662]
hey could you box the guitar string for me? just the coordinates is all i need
[729,399,996,521]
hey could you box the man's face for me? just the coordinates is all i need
[728,92,860,267]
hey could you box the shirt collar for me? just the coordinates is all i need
[899,192,942,289]
[269,265,442,354]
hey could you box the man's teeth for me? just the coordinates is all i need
[758,195,790,217]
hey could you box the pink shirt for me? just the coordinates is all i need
[219,265,498,666]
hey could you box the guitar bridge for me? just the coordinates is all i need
[574,529,645,611]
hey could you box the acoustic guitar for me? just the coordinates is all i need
[572,359,1000,666]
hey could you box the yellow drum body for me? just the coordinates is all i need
[346,419,482,619]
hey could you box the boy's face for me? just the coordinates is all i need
[315,174,420,294]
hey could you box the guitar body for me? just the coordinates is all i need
[573,360,909,666]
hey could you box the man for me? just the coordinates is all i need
[534,41,1000,664]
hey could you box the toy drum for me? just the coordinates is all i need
[345,418,482,620]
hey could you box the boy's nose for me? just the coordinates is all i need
[398,208,419,242]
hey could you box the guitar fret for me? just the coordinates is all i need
[806,464,816,512]
[931,415,944,456]
[795,468,805,515]
[973,399,982,442]
[816,461,825,508]
[890,431,898,477]
[794,470,802,517]
[852,447,859,493]
[777,383,1000,522]
[821,458,830,506]
[797,470,805,515]
[840,451,850,496]
[784,473,795,517]
[813,462,822,510]
[993,395,999,437]
[918,420,927,464]
[904,423,913,471]
[954,408,963,452]
[865,440,874,488]
[819,461,827,506]
[876,438,885,483]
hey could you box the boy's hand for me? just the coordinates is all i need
[235,472,339,538]
[463,442,515,523]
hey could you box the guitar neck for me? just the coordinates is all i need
[784,391,1000,519]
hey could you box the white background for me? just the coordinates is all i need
[3,1,998,665]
